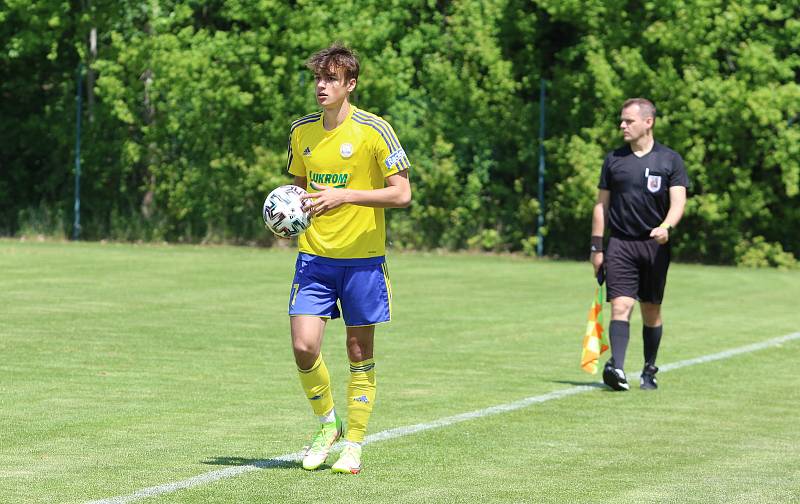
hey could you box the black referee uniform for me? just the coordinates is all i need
[599,142,689,304]
[598,141,689,390]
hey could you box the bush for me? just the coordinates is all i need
[17,204,67,240]
[735,236,799,270]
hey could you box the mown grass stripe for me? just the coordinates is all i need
[86,332,800,504]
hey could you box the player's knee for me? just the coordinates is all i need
[346,346,372,363]
[292,345,319,370]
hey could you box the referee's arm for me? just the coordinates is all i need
[649,186,687,244]
[590,189,610,274]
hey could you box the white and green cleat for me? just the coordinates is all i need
[331,442,362,474]
[301,414,343,471]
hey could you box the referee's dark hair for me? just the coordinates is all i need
[622,98,657,123]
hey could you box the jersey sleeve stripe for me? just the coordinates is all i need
[291,112,321,129]
[288,113,321,172]
[352,113,411,171]
[286,136,293,171]
[352,115,398,150]
[352,111,400,150]
[290,114,321,133]
[353,112,411,170]
[352,116,410,172]
[351,116,396,150]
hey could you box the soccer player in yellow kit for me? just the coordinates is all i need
[286,43,411,474]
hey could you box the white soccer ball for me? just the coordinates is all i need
[262,185,311,238]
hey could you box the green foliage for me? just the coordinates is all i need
[735,235,799,270]
[2,0,798,265]
[16,202,67,239]
[0,0,79,235]
[505,0,800,264]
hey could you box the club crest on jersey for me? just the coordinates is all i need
[340,143,353,158]
[647,175,662,193]
[303,147,312,157]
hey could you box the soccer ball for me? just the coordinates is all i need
[262,185,311,238]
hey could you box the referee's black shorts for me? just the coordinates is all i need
[605,236,671,304]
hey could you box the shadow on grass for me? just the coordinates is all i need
[551,380,608,389]
[201,456,302,471]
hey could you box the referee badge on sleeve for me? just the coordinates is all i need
[647,175,662,193]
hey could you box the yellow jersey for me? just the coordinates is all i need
[287,105,410,259]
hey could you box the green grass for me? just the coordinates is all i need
[2,239,799,504]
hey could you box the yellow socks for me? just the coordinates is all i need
[298,355,376,442]
[345,358,376,443]
[298,354,335,418]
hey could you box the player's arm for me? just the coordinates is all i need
[303,172,411,216]
[287,125,308,188]
[590,189,610,274]
[649,186,686,244]
[343,170,411,208]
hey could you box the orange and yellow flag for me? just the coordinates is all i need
[580,282,608,374]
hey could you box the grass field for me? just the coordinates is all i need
[2,239,799,504]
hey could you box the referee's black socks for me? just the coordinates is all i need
[643,325,663,366]
[609,320,630,370]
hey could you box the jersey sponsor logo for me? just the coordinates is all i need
[647,175,662,193]
[303,147,312,157]
[340,143,353,158]
[384,148,407,169]
[309,170,350,189]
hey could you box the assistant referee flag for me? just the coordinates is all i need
[581,272,608,374]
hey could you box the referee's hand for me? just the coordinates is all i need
[650,227,669,245]
[590,251,603,276]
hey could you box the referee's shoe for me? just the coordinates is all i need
[602,358,630,391]
[640,364,659,390]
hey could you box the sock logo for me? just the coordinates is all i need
[353,395,369,404]
[309,394,322,401]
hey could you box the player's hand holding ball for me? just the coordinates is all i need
[301,181,350,216]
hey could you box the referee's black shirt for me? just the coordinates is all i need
[598,142,689,240]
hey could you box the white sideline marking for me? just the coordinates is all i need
[87,332,800,504]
